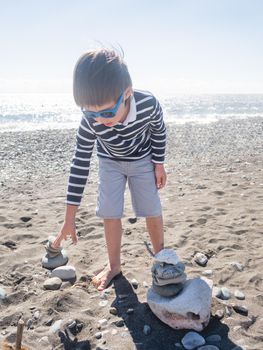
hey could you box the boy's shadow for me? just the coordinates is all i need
[112,274,240,350]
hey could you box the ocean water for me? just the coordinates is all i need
[0,93,263,133]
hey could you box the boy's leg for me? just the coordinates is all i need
[92,218,122,291]
[146,215,164,254]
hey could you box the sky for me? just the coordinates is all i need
[0,0,263,95]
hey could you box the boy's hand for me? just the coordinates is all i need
[154,163,167,190]
[52,221,78,249]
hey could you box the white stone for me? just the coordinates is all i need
[194,253,208,266]
[234,290,245,300]
[147,278,213,332]
[202,270,213,276]
[50,319,63,333]
[154,249,180,265]
[181,331,205,349]
[51,265,76,281]
[221,287,231,300]
[0,286,6,300]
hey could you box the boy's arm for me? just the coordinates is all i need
[66,117,97,207]
[150,98,167,189]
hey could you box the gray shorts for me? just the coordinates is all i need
[96,155,162,219]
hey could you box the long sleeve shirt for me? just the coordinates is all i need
[66,89,166,206]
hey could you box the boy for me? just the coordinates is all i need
[52,48,167,291]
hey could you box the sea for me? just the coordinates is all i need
[0,93,263,133]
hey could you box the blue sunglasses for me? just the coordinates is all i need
[82,92,124,119]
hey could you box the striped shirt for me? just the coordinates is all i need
[66,89,166,205]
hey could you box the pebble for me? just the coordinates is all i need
[128,217,137,224]
[202,270,213,276]
[50,319,62,333]
[26,319,33,329]
[220,287,231,300]
[181,332,206,350]
[197,346,219,350]
[233,305,248,316]
[115,319,125,327]
[97,319,108,329]
[111,329,118,335]
[214,309,224,319]
[33,310,40,319]
[51,265,76,281]
[20,216,32,222]
[194,252,208,267]
[143,281,149,288]
[212,287,222,298]
[109,307,118,315]
[131,278,139,289]
[0,286,6,300]
[205,334,222,343]
[143,325,151,335]
[234,290,245,300]
[43,277,62,290]
[42,249,69,270]
[95,332,102,339]
[225,305,232,316]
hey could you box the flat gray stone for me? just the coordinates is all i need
[51,265,76,281]
[44,277,62,290]
[220,287,231,300]
[153,272,187,286]
[154,249,180,265]
[152,261,185,279]
[42,249,68,270]
[49,319,63,333]
[152,281,184,297]
[182,331,205,349]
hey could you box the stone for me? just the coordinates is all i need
[147,278,213,331]
[95,332,102,339]
[197,346,219,350]
[50,265,76,281]
[26,319,33,329]
[143,281,149,288]
[194,253,208,266]
[43,277,62,290]
[234,290,245,300]
[205,334,222,343]
[115,319,125,327]
[220,287,231,300]
[152,281,184,297]
[212,287,222,298]
[154,249,180,265]
[153,272,187,286]
[97,319,108,329]
[109,307,118,315]
[50,319,63,333]
[233,305,248,316]
[131,279,139,288]
[181,331,205,349]
[0,286,7,300]
[230,262,244,272]
[33,310,40,319]
[152,261,185,279]
[202,270,213,276]
[42,249,68,270]
[214,309,224,319]
[99,300,108,307]
[143,325,151,335]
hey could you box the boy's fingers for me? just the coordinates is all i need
[71,232,78,244]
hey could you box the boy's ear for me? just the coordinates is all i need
[124,86,133,100]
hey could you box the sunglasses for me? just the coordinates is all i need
[82,92,124,119]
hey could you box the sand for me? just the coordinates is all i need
[0,117,263,350]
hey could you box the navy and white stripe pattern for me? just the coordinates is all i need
[66,89,166,205]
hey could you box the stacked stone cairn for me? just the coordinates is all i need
[151,249,187,297]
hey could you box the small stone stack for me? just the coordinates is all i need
[151,249,187,297]
[42,235,68,270]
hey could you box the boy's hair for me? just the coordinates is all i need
[73,48,132,108]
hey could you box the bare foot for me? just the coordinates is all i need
[92,265,121,291]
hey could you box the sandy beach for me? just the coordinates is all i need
[0,117,263,350]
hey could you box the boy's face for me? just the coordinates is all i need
[84,87,133,127]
